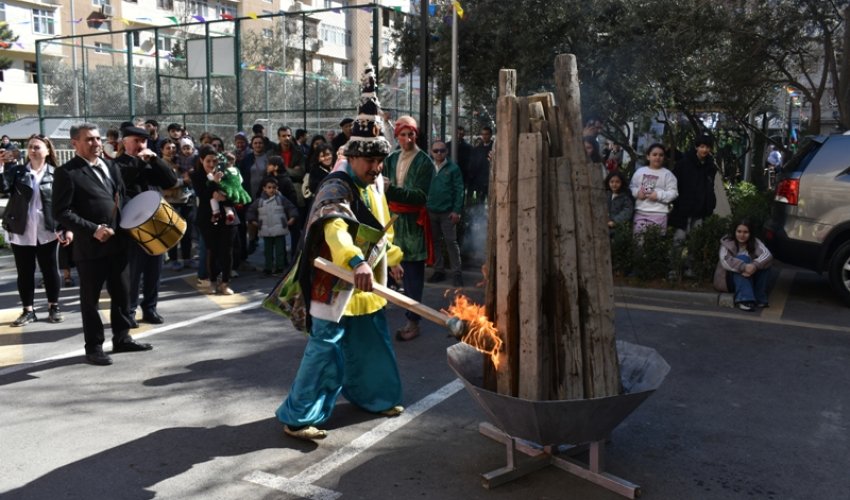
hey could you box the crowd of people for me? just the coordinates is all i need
[1,108,487,368]
[593,127,773,311]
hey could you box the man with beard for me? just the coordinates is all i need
[276,66,405,440]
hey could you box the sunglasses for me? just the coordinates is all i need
[431,148,447,153]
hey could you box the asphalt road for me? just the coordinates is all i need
[1,248,848,500]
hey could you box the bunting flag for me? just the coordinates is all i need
[14,42,24,49]
[221,13,234,20]
[453,1,464,18]
[71,18,83,24]
[248,12,258,20]
[167,16,178,24]
[428,4,436,16]
[192,15,205,22]
[393,6,401,12]
[119,17,131,26]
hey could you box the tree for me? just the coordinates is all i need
[0,24,19,72]
[763,0,850,134]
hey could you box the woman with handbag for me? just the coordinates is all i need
[1,134,72,326]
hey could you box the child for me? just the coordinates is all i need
[714,218,773,311]
[605,171,634,236]
[246,177,299,275]
[629,143,678,234]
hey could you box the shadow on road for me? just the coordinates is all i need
[0,418,311,500]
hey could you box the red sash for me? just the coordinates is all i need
[388,201,434,265]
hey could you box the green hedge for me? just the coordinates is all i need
[611,181,771,285]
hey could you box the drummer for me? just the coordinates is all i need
[114,125,178,327]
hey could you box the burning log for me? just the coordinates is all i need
[482,55,620,401]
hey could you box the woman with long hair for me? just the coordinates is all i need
[1,134,72,325]
[715,218,773,311]
[191,145,237,295]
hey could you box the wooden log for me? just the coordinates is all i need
[313,257,454,329]
[517,132,547,400]
[554,54,620,398]
[494,72,520,396]
[518,96,530,134]
[484,69,516,391]
[546,156,584,400]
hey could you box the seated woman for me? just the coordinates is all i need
[714,218,773,311]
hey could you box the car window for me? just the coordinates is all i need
[782,138,821,174]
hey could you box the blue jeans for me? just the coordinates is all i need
[731,255,769,304]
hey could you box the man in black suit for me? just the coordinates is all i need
[53,123,153,366]
[115,126,178,327]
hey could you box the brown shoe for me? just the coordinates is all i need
[217,282,235,295]
[395,323,420,341]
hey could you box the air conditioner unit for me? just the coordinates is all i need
[102,5,114,17]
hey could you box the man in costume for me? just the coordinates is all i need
[383,115,435,341]
[276,66,405,440]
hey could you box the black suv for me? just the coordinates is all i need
[764,133,850,306]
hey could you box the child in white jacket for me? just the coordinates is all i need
[246,177,299,275]
[630,143,678,234]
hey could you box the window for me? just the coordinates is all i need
[131,32,141,47]
[219,4,236,19]
[0,3,6,23]
[189,0,209,17]
[320,26,350,47]
[32,9,55,35]
[333,61,347,78]
[24,61,37,84]
[94,42,112,54]
[157,35,174,51]
[157,0,174,8]
[95,20,112,31]
[92,0,110,6]
[262,28,273,38]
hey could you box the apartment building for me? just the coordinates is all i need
[0,0,409,119]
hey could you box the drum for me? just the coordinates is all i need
[120,191,187,256]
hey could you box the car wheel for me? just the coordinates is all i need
[828,240,850,307]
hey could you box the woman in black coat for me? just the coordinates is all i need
[1,135,72,325]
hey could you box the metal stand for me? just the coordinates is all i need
[479,422,641,499]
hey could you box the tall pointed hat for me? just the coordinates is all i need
[344,65,392,158]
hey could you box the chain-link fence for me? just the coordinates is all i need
[36,3,432,142]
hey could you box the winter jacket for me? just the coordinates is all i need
[246,192,298,237]
[670,149,717,229]
[713,235,773,292]
[1,163,58,234]
[426,159,464,214]
[607,191,634,225]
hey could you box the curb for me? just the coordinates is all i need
[614,285,735,308]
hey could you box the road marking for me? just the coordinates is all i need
[616,301,850,334]
[0,301,262,377]
[0,308,24,366]
[762,267,794,321]
[244,379,466,499]
[183,276,250,308]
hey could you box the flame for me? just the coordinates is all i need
[444,294,503,369]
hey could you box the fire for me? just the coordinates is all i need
[444,294,503,369]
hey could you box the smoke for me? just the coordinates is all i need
[461,201,488,267]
